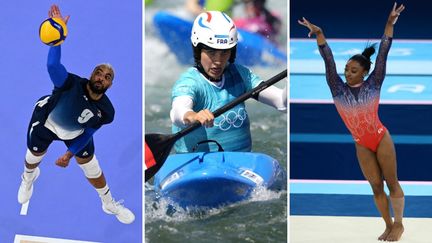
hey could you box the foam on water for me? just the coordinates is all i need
[145,181,286,224]
[250,186,286,202]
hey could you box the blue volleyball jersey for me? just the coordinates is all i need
[172,64,262,152]
[43,73,114,140]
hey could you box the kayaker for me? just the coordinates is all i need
[170,11,287,153]
[17,4,135,224]
[298,3,405,241]
[234,0,282,41]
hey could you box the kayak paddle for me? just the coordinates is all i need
[145,69,287,181]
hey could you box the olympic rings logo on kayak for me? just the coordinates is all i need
[214,108,248,131]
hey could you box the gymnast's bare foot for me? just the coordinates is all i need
[378,226,392,241]
[386,222,404,241]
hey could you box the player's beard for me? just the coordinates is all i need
[89,79,108,94]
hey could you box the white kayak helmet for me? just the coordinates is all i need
[191,11,238,49]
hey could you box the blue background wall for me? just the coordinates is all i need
[291,0,427,39]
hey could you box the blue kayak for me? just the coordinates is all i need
[153,11,287,66]
[153,152,286,208]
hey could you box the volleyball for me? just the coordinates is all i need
[39,18,68,46]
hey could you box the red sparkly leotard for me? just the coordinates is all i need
[319,35,392,152]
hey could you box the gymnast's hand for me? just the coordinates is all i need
[388,2,405,25]
[298,17,322,38]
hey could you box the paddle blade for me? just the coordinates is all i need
[144,142,156,170]
[145,133,176,182]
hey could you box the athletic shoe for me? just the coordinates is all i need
[18,167,40,204]
[102,198,135,224]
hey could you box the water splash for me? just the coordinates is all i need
[145,181,286,224]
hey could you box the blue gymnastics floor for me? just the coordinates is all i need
[291,181,432,218]
[0,1,142,242]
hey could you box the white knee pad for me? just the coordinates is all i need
[79,155,102,179]
[25,149,45,164]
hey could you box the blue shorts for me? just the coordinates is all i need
[26,96,94,158]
